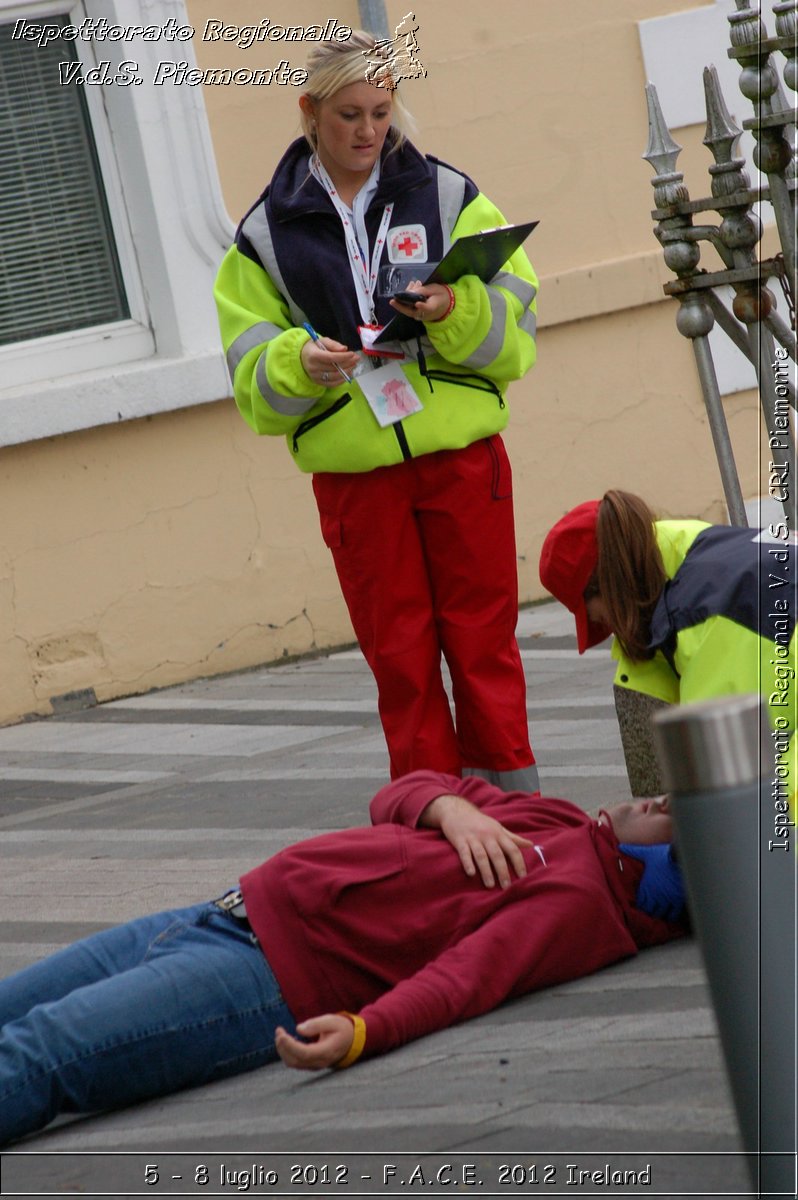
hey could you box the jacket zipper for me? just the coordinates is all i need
[292,394,352,453]
[393,421,412,461]
[421,368,505,408]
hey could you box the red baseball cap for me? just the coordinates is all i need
[538,500,612,653]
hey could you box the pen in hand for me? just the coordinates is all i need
[302,322,353,384]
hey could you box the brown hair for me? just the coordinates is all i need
[594,490,666,661]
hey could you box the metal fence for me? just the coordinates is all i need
[643,0,796,529]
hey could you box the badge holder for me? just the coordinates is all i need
[358,362,424,428]
[358,324,407,361]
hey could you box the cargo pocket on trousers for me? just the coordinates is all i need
[486,435,513,501]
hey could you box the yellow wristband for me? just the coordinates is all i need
[335,1013,367,1068]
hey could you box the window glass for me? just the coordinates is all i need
[0,16,128,347]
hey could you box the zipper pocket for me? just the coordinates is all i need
[420,368,505,409]
[292,393,353,452]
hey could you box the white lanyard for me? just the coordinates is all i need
[311,155,393,325]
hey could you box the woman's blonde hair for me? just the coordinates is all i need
[299,30,415,150]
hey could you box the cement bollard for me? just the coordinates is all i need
[613,683,670,796]
[653,695,797,1198]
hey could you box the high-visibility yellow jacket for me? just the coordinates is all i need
[612,521,797,828]
[213,135,537,475]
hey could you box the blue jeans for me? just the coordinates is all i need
[0,901,296,1146]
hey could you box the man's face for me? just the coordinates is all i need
[603,795,673,845]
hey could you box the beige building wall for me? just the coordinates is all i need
[0,0,769,725]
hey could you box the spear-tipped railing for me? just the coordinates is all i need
[644,0,797,528]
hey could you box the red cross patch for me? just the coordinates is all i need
[387,224,428,263]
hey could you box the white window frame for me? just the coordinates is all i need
[0,0,234,446]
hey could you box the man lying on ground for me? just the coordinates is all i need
[0,771,686,1144]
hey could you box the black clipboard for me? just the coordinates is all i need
[375,219,539,344]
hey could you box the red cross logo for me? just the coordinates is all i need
[396,234,422,257]
[388,225,427,263]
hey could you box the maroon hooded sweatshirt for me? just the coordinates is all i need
[240,771,683,1060]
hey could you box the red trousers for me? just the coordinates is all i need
[312,436,535,780]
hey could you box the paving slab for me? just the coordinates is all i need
[0,601,754,1198]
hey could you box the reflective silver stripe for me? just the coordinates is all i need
[239,205,316,416]
[255,353,317,417]
[460,287,507,369]
[241,206,308,328]
[518,308,537,339]
[459,271,537,367]
[491,271,537,309]
[436,163,466,252]
[462,764,540,794]
[398,332,434,360]
[226,322,284,380]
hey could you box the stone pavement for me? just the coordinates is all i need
[0,602,752,1198]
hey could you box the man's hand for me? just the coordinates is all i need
[275,1014,354,1071]
[420,793,533,889]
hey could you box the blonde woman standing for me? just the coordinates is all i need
[215,31,539,790]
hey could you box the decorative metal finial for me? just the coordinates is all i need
[703,66,742,157]
[703,66,751,195]
[773,1,797,93]
[728,0,766,49]
[643,83,691,210]
[643,82,683,177]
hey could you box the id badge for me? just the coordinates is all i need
[358,323,407,361]
[358,362,424,428]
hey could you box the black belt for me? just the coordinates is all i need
[213,889,250,929]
